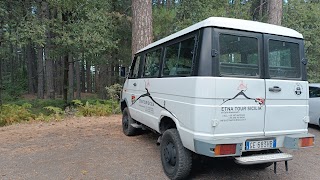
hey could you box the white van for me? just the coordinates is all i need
[120,17,314,179]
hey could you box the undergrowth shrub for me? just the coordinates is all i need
[44,106,65,121]
[105,83,122,114]
[0,97,116,127]
[73,100,112,116]
[0,103,36,126]
[8,99,65,115]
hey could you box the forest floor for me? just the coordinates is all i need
[0,115,319,180]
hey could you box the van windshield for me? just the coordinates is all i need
[268,40,301,79]
[219,34,259,77]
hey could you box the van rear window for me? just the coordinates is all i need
[268,40,301,79]
[219,34,259,77]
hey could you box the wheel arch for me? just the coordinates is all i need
[121,99,128,112]
[159,111,195,152]
[159,116,177,134]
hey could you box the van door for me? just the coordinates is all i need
[125,55,143,122]
[214,29,266,137]
[264,35,308,136]
[137,48,162,130]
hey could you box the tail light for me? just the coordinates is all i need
[215,144,237,155]
[299,137,314,147]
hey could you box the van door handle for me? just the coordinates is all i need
[269,86,281,92]
[133,83,137,86]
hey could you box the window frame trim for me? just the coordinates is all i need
[161,34,198,78]
[214,28,264,79]
[128,55,143,79]
[141,47,163,79]
[264,34,305,80]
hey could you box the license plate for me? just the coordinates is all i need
[245,139,276,150]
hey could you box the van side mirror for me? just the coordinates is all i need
[120,66,126,77]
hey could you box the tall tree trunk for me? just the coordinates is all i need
[101,64,108,99]
[31,45,38,92]
[81,57,86,92]
[111,62,115,85]
[61,9,71,105]
[75,59,81,99]
[68,53,74,101]
[0,49,2,106]
[26,43,36,94]
[94,65,100,94]
[37,47,44,99]
[268,0,282,25]
[10,44,15,86]
[43,1,55,99]
[36,0,44,99]
[55,56,63,96]
[63,55,68,104]
[86,60,92,93]
[45,53,54,98]
[132,0,153,57]
[0,6,4,105]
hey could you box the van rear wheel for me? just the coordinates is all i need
[160,129,192,180]
[122,107,137,136]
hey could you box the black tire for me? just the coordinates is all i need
[122,107,137,136]
[160,129,192,180]
[245,162,273,169]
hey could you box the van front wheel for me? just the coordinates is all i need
[160,129,192,180]
[122,107,137,136]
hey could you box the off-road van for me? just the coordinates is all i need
[120,17,314,179]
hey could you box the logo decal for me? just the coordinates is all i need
[237,80,248,91]
[131,80,177,118]
[131,95,136,104]
[294,83,303,96]
[221,81,264,106]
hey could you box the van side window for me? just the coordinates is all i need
[219,34,259,77]
[144,49,161,77]
[268,40,300,78]
[163,37,195,76]
[130,56,141,78]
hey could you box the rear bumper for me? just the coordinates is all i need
[193,133,314,158]
[284,133,315,149]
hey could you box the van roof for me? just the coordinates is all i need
[136,17,303,54]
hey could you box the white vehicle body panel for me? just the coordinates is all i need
[122,77,310,152]
[264,80,309,135]
[309,84,320,126]
[309,98,320,126]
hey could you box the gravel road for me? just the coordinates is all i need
[0,115,319,180]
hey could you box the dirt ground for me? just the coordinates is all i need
[0,115,319,180]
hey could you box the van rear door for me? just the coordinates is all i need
[264,35,308,136]
[214,29,266,137]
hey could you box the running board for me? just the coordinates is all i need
[234,153,293,165]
